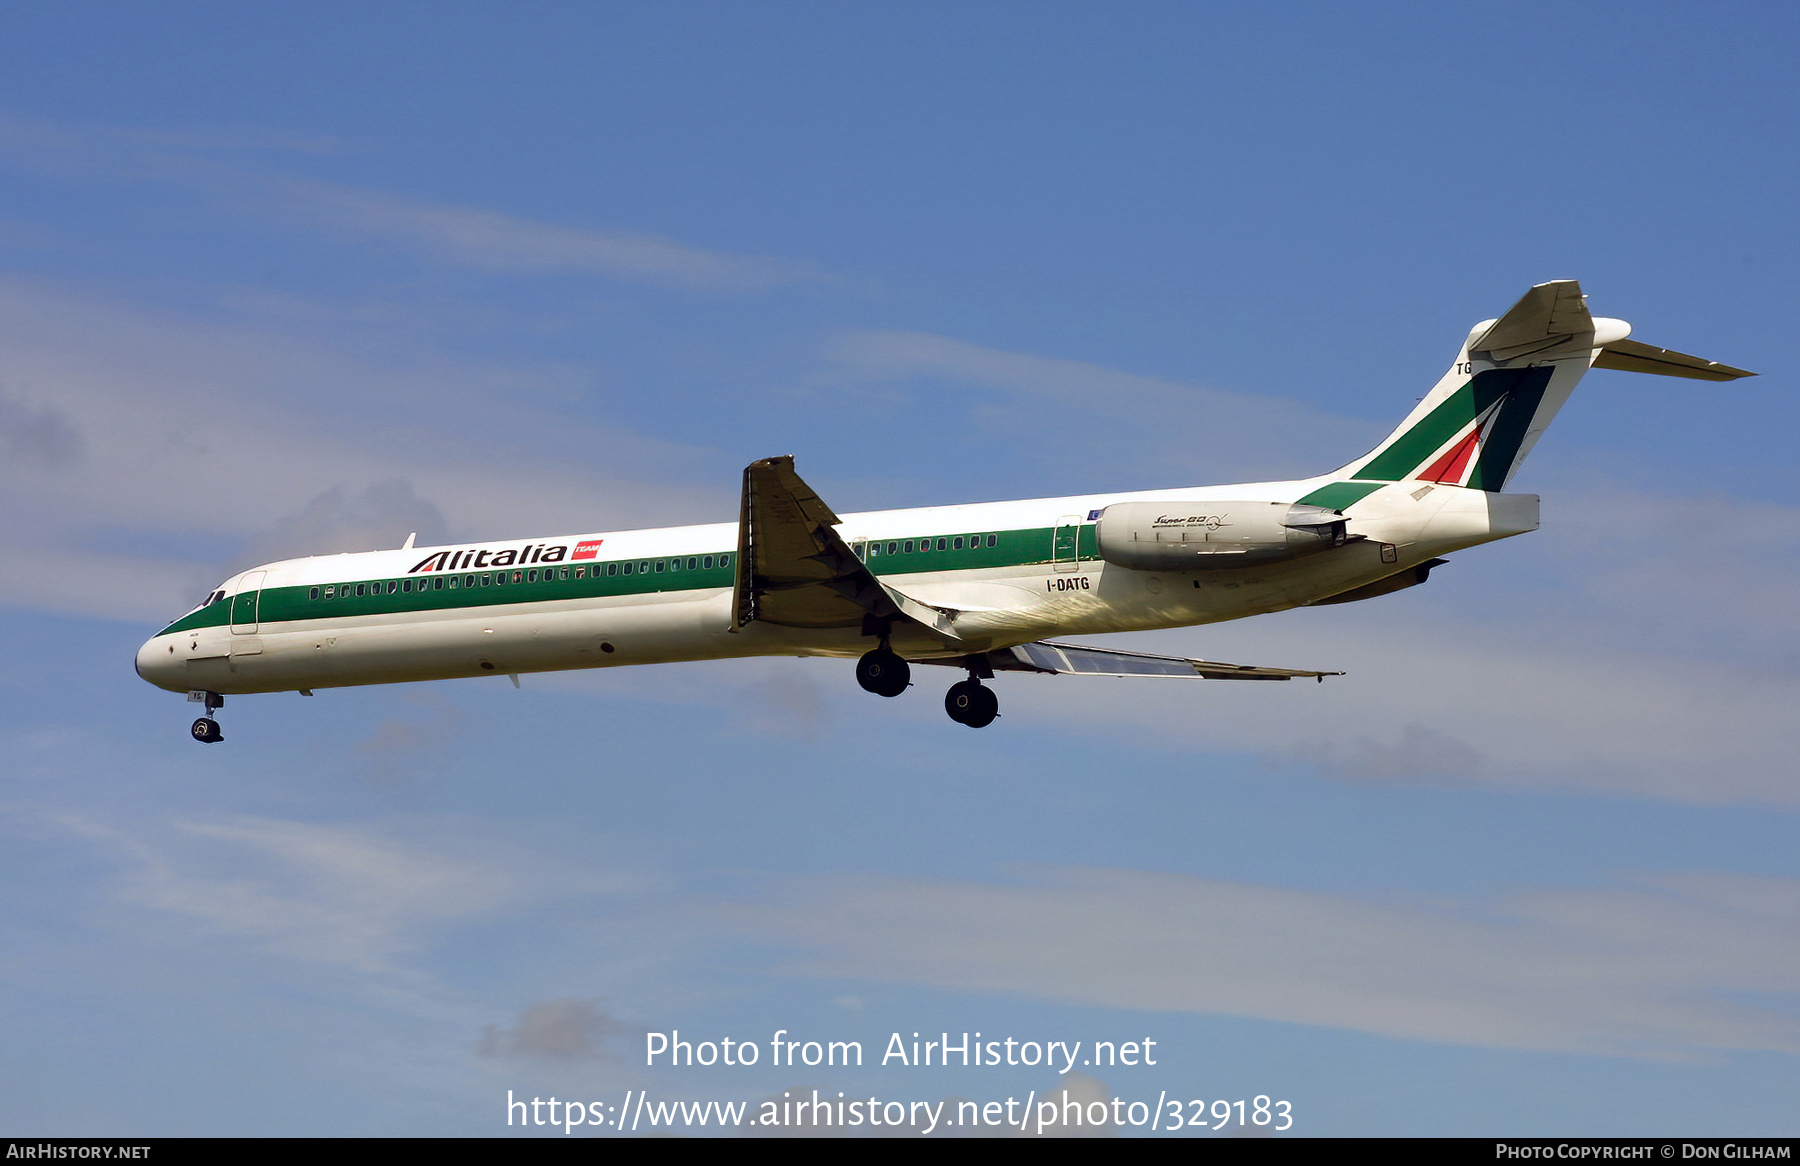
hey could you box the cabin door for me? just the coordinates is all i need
[230,571,266,634]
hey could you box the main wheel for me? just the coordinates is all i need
[946,681,998,727]
[962,685,999,728]
[945,680,981,724]
[191,717,223,744]
[855,649,911,697]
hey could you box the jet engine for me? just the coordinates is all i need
[1095,500,1349,571]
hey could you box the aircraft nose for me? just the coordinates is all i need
[136,636,186,692]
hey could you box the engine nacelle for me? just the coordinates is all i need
[1095,500,1348,571]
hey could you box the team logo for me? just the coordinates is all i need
[573,539,604,560]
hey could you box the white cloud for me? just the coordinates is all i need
[725,866,1800,1060]
[994,610,1800,805]
[100,816,521,975]
[819,329,1382,483]
[0,544,208,624]
[0,276,727,622]
[257,178,827,292]
[0,112,824,292]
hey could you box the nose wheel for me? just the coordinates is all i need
[188,690,224,743]
[945,678,998,728]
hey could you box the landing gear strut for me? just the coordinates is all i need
[856,646,911,698]
[945,677,999,728]
[189,691,224,744]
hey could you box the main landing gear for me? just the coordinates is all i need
[945,678,999,728]
[855,646,911,698]
[856,645,1001,728]
[189,691,224,744]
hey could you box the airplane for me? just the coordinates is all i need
[135,281,1753,741]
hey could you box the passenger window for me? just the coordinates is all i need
[987,534,997,547]
[435,578,446,590]
[687,557,696,570]
[464,575,475,588]
[868,544,881,557]
[953,537,963,550]
[356,584,367,596]
[669,558,679,572]
[936,538,946,551]
[720,554,730,567]
[655,560,665,573]
[640,561,650,574]
[402,579,412,593]
[887,542,898,555]
[513,570,523,584]
[309,586,320,600]
[323,586,334,598]
[385,581,396,593]
[560,567,570,580]
[481,574,491,587]
[609,563,619,576]
[527,569,538,583]
[703,555,714,569]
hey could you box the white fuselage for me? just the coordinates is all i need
[135,477,1536,696]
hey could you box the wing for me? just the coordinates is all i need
[924,640,1342,681]
[731,456,961,642]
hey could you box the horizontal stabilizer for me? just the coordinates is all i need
[1593,338,1755,381]
[1467,280,1595,363]
[925,641,1341,681]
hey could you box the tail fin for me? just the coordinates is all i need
[1331,281,1754,492]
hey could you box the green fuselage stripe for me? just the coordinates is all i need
[157,523,1102,636]
[1295,481,1385,511]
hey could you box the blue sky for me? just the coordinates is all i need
[1,2,1796,1137]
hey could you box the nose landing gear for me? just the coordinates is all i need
[188,690,224,744]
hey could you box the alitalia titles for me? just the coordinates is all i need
[408,538,601,575]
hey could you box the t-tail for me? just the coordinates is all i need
[1332,280,1755,491]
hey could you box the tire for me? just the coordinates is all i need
[191,717,223,744]
[945,680,980,724]
[855,649,911,697]
[962,685,999,728]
